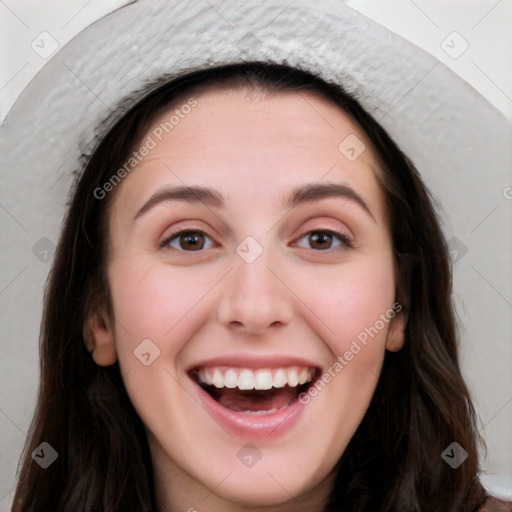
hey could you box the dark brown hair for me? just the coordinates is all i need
[12,61,486,511]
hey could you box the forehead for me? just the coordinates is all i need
[113,87,387,222]
[149,86,371,154]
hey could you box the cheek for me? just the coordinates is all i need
[106,257,217,370]
[296,256,396,353]
[288,259,397,484]
[296,258,396,439]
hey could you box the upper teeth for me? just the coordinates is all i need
[196,366,315,390]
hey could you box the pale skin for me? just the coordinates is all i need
[84,88,405,512]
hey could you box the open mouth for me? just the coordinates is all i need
[189,366,319,414]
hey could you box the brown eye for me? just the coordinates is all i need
[296,230,352,251]
[309,231,333,250]
[162,230,214,251]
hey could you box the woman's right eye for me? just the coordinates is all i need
[160,230,215,252]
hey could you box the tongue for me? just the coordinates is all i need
[217,386,297,412]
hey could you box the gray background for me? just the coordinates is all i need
[1,0,511,508]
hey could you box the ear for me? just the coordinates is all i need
[83,306,117,366]
[385,305,406,353]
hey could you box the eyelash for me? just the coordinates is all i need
[159,228,353,252]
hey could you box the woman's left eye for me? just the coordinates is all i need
[294,230,352,251]
[160,230,215,251]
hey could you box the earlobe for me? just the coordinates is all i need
[83,308,117,366]
[385,309,406,353]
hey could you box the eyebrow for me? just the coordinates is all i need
[286,182,375,222]
[134,182,375,222]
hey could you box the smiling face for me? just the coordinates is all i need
[86,87,405,511]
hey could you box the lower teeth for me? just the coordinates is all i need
[226,404,289,415]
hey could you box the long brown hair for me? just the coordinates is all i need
[12,61,486,511]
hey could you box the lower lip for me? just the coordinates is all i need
[192,380,307,441]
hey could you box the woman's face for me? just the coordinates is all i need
[89,88,404,510]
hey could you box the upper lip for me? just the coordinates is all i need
[187,354,321,372]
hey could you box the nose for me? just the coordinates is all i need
[216,245,294,335]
